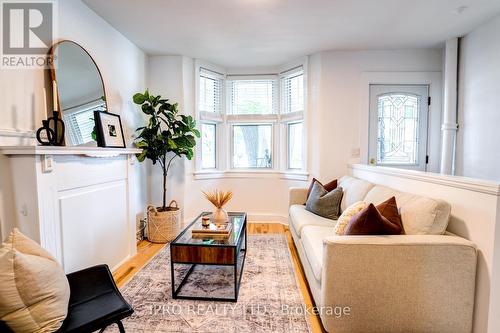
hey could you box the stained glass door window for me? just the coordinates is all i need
[377,94,419,165]
[368,85,429,171]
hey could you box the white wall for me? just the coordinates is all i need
[146,56,187,219]
[0,0,148,240]
[456,14,500,182]
[145,49,443,223]
[313,49,443,182]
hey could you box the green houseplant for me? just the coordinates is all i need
[133,90,200,211]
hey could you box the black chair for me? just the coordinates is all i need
[0,264,133,333]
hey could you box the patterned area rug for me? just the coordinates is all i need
[110,234,311,332]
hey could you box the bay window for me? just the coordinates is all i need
[196,61,306,177]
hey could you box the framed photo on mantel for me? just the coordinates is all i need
[94,111,126,148]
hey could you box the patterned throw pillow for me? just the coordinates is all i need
[334,201,368,235]
[305,181,343,220]
[344,197,403,235]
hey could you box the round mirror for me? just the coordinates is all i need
[50,40,107,146]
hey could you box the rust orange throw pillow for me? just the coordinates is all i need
[344,197,403,235]
[306,178,338,199]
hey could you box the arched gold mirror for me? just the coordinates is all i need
[49,40,108,146]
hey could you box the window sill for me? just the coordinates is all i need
[193,170,309,181]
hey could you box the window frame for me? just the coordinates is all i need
[230,123,275,170]
[200,122,218,170]
[226,75,279,171]
[286,121,305,170]
[280,64,307,172]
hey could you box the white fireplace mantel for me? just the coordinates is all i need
[0,145,141,156]
[0,145,142,273]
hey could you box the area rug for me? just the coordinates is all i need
[109,234,312,333]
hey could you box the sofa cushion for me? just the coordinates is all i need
[0,229,70,333]
[301,225,332,282]
[305,182,343,220]
[376,197,404,233]
[344,200,403,235]
[289,205,336,237]
[338,176,374,212]
[307,178,338,199]
[364,185,451,235]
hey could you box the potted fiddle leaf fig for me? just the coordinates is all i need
[133,89,200,243]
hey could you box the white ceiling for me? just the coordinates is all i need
[83,0,500,68]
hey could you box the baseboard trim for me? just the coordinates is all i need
[111,254,132,273]
[247,214,288,224]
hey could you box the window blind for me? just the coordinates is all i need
[229,79,278,115]
[199,68,223,113]
[63,108,96,145]
[281,67,304,114]
[63,102,104,145]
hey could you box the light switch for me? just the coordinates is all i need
[351,148,360,158]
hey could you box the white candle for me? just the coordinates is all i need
[43,87,47,117]
[52,80,58,112]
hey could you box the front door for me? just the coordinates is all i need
[368,84,429,171]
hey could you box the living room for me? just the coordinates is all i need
[0,0,499,332]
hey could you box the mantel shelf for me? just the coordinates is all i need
[0,145,142,156]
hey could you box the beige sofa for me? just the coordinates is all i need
[289,176,477,333]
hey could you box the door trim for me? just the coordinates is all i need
[359,71,442,173]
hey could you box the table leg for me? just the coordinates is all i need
[172,263,196,299]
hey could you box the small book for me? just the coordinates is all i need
[191,233,232,240]
[191,221,233,239]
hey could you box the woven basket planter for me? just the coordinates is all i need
[147,200,180,243]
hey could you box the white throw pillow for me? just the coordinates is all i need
[0,229,70,333]
[334,201,368,235]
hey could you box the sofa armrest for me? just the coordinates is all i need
[289,187,308,206]
[319,235,477,333]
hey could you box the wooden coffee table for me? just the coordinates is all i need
[170,212,247,302]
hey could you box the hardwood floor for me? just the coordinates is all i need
[112,222,326,333]
[113,240,165,287]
